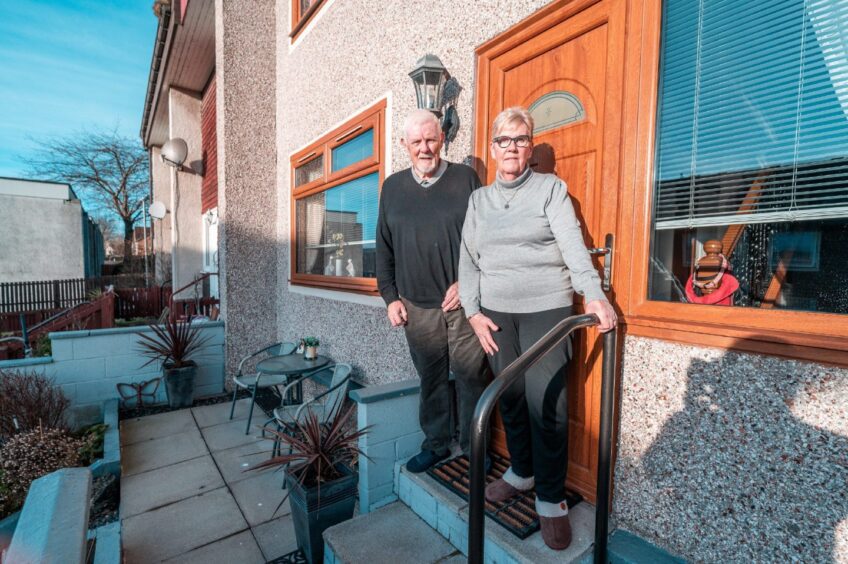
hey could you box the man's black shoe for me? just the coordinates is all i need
[406,450,449,473]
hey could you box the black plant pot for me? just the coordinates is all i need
[163,362,197,408]
[286,465,358,563]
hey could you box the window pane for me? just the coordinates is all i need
[332,129,374,172]
[299,0,313,17]
[295,172,379,279]
[295,155,323,187]
[648,0,848,314]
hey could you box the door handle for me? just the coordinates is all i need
[588,233,614,293]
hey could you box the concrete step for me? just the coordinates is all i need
[396,465,596,564]
[323,501,462,564]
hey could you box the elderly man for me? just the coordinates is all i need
[376,109,490,473]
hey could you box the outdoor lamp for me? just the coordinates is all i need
[160,137,189,288]
[409,54,459,144]
[409,54,449,116]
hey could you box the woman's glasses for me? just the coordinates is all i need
[492,135,532,148]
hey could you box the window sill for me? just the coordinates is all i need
[287,283,384,308]
[624,314,848,367]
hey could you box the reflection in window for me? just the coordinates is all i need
[649,0,848,313]
[528,91,585,134]
[332,129,374,172]
[295,172,379,278]
[295,154,323,187]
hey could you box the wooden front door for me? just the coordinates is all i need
[475,0,628,503]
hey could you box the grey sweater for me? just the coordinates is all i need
[458,167,607,316]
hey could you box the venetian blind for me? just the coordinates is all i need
[653,0,848,230]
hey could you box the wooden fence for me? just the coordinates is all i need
[114,286,172,319]
[0,293,116,360]
[0,275,147,315]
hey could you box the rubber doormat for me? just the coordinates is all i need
[426,453,583,539]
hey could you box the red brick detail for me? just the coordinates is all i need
[201,74,217,213]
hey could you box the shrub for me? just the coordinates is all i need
[0,370,70,441]
[77,423,108,466]
[0,427,82,516]
[33,334,52,357]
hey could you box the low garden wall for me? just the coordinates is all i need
[0,321,225,426]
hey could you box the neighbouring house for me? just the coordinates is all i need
[140,0,848,561]
[130,226,153,258]
[140,0,217,296]
[0,177,104,283]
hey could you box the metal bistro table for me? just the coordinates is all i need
[255,354,331,406]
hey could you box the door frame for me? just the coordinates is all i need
[473,0,659,503]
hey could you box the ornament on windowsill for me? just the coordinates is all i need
[345,258,355,277]
[685,239,739,306]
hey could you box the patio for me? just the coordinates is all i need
[119,399,296,563]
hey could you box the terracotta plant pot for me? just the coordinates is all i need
[304,346,318,360]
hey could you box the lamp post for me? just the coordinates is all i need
[139,197,150,287]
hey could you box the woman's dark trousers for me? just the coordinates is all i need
[482,306,573,503]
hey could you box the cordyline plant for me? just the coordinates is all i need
[136,317,210,369]
[250,404,368,484]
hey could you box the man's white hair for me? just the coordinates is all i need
[491,106,534,138]
[402,109,441,139]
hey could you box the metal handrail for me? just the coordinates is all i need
[467,313,618,563]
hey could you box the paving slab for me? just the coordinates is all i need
[162,530,265,564]
[210,441,272,485]
[192,399,250,429]
[121,409,197,446]
[324,502,455,564]
[229,470,291,527]
[122,427,207,477]
[252,514,298,561]
[122,487,249,563]
[121,455,225,518]
[200,418,273,453]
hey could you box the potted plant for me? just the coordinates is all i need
[302,336,319,360]
[250,405,367,563]
[136,317,210,408]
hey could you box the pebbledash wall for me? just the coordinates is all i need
[0,322,225,425]
[273,0,552,382]
[191,1,848,562]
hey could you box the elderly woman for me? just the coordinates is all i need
[458,106,616,550]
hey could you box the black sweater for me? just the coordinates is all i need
[376,162,481,308]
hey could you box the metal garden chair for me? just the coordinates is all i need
[265,363,354,461]
[229,341,297,434]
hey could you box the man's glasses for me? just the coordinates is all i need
[492,135,532,149]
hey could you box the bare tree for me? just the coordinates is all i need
[27,130,149,259]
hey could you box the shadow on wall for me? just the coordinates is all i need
[626,337,847,562]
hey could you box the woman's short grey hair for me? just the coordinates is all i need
[491,106,534,139]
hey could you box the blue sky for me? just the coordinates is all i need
[0,0,156,177]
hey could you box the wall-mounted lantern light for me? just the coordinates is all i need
[409,54,460,144]
[409,54,449,116]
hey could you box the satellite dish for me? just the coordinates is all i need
[149,201,167,220]
[161,138,188,167]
